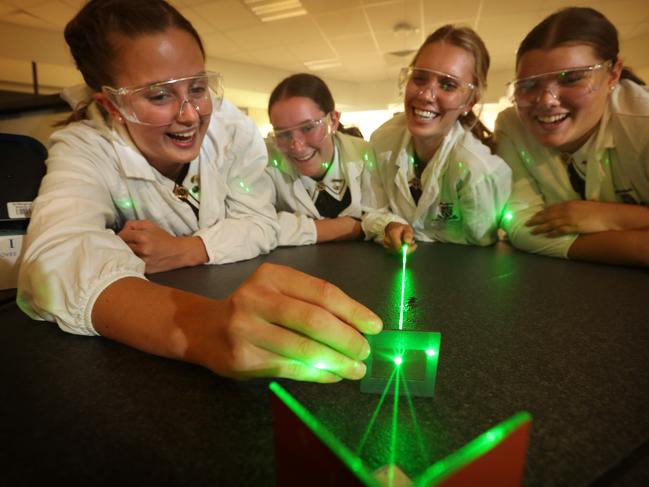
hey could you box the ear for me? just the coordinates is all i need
[329,110,341,133]
[93,92,124,123]
[608,58,623,90]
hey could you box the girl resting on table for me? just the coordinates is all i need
[495,7,649,267]
[17,0,381,383]
[362,25,512,254]
[266,74,371,246]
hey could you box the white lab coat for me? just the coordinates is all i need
[17,98,278,336]
[362,114,512,246]
[495,79,649,258]
[266,132,372,246]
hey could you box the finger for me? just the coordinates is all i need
[259,291,371,361]
[222,346,343,383]
[407,241,418,254]
[255,320,367,380]
[402,226,414,244]
[254,264,382,335]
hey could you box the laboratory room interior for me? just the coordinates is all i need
[2,1,649,487]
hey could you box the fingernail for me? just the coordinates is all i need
[352,361,367,379]
[360,341,371,360]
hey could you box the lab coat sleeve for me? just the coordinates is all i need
[194,118,279,263]
[264,165,317,246]
[361,147,408,244]
[458,151,512,246]
[495,113,576,257]
[276,212,317,246]
[17,127,146,336]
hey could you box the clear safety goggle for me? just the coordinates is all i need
[102,72,224,126]
[399,66,476,110]
[269,113,332,148]
[507,61,612,108]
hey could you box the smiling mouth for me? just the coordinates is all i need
[291,150,317,162]
[166,129,197,143]
[412,107,439,121]
[535,113,569,124]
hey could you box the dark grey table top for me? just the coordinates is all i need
[2,242,648,486]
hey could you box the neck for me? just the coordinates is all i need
[412,135,443,164]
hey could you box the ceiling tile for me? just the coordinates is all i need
[289,40,336,62]
[265,16,326,44]
[1,11,52,30]
[178,6,219,35]
[202,30,243,57]
[193,0,260,31]
[23,1,77,29]
[422,0,481,24]
[224,25,286,52]
[314,7,370,38]
[364,0,421,34]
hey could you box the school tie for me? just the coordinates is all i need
[561,153,586,199]
[314,183,351,218]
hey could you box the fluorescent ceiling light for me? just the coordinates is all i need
[244,0,307,22]
[304,59,343,71]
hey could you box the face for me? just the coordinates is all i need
[515,44,621,153]
[405,42,477,150]
[269,96,340,178]
[97,27,209,179]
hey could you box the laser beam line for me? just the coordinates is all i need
[398,245,407,330]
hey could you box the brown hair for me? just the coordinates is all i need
[517,7,645,85]
[62,0,205,124]
[268,73,361,138]
[411,24,494,149]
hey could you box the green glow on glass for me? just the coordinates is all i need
[458,161,464,169]
[363,152,369,161]
[393,355,403,366]
[272,158,278,166]
[269,382,382,486]
[388,364,401,484]
[425,348,436,357]
[398,245,407,331]
[504,211,513,222]
[322,161,330,169]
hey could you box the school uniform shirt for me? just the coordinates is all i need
[17,98,279,336]
[266,132,372,246]
[495,79,649,258]
[362,114,511,246]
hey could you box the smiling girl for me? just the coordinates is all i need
[266,74,371,245]
[495,7,649,267]
[17,0,382,383]
[363,25,511,254]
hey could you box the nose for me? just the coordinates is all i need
[177,97,200,122]
[416,84,438,101]
[288,131,307,149]
[535,87,560,106]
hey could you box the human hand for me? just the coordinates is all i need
[192,263,383,383]
[118,219,207,273]
[315,216,363,242]
[383,222,417,254]
[526,200,617,237]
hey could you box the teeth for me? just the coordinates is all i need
[292,151,316,162]
[413,108,436,120]
[537,113,568,123]
[167,130,196,141]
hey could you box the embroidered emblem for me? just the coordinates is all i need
[435,202,459,221]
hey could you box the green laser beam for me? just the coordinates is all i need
[388,364,401,486]
[399,372,428,462]
[398,245,407,330]
[356,366,397,456]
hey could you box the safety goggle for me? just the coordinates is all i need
[269,113,332,148]
[102,72,224,126]
[399,67,476,110]
[507,61,612,108]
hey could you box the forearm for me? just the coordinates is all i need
[92,277,221,367]
[315,217,363,243]
[598,202,649,231]
[568,230,649,267]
